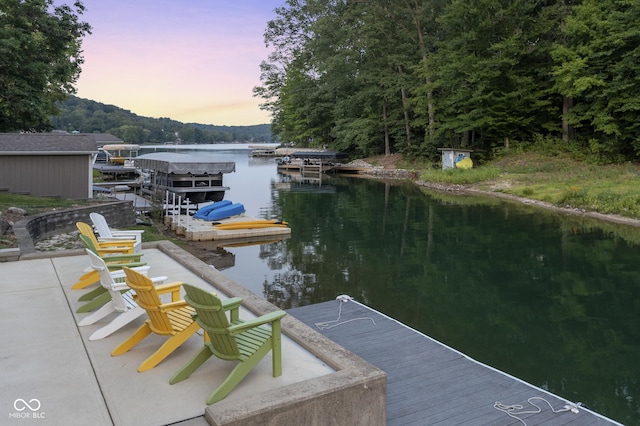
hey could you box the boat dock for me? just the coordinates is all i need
[165,213,292,241]
[288,298,622,426]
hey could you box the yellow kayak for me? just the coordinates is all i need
[213,220,289,230]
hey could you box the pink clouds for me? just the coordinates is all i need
[70,0,281,125]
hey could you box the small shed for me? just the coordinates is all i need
[437,148,474,169]
[0,133,98,199]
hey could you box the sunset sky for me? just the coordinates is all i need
[71,0,283,126]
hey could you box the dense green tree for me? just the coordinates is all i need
[552,0,640,159]
[52,96,273,143]
[255,0,639,162]
[0,0,91,131]
[432,0,561,150]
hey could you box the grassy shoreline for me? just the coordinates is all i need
[386,151,640,222]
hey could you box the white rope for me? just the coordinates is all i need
[315,295,376,330]
[494,397,581,425]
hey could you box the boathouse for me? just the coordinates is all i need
[135,152,236,203]
[0,133,98,199]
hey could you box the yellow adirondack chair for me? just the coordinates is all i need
[169,283,287,404]
[111,267,200,372]
[76,222,136,256]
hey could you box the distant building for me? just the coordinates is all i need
[437,148,474,169]
[0,133,98,199]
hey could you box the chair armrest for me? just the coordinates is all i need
[109,265,150,279]
[228,310,287,334]
[221,297,242,309]
[97,247,134,255]
[106,261,146,270]
[155,281,184,302]
[160,300,190,311]
[102,253,144,262]
[221,297,242,322]
[97,239,136,247]
[150,275,168,284]
[111,230,144,236]
[99,236,138,242]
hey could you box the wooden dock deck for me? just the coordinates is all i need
[287,299,621,426]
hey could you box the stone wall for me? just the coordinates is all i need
[14,200,136,256]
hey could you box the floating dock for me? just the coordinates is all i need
[165,213,291,241]
[288,299,621,426]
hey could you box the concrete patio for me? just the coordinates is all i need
[1,241,386,425]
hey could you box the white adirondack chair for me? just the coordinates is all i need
[78,249,167,341]
[90,212,144,253]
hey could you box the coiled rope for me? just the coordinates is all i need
[315,295,376,330]
[494,397,581,425]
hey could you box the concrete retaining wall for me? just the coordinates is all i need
[14,200,136,256]
[157,241,387,426]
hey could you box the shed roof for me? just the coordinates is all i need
[135,152,236,175]
[0,133,98,155]
[436,147,474,152]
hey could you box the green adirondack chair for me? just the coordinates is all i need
[169,283,287,404]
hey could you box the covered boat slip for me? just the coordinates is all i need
[136,152,236,203]
[288,299,621,426]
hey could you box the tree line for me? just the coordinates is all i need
[52,96,274,144]
[254,0,640,163]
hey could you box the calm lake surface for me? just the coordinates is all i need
[143,144,639,424]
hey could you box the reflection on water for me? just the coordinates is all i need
[147,145,639,424]
[262,176,640,425]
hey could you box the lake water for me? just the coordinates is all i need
[141,144,639,424]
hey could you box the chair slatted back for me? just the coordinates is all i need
[86,249,129,312]
[76,222,102,248]
[183,284,240,360]
[79,234,100,254]
[77,221,134,254]
[123,267,174,334]
[89,212,113,238]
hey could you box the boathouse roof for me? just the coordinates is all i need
[0,132,98,154]
[135,152,236,175]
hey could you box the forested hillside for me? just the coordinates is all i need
[255,0,640,163]
[51,96,274,144]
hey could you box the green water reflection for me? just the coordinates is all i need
[261,175,639,425]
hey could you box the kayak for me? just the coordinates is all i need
[213,219,288,230]
[193,200,232,219]
[206,203,245,221]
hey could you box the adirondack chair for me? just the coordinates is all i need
[78,249,168,340]
[111,266,201,372]
[76,222,136,256]
[73,233,145,291]
[90,212,144,253]
[169,283,287,404]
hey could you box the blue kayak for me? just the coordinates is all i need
[206,203,245,221]
[193,200,232,219]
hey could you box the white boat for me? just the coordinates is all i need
[96,144,141,166]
